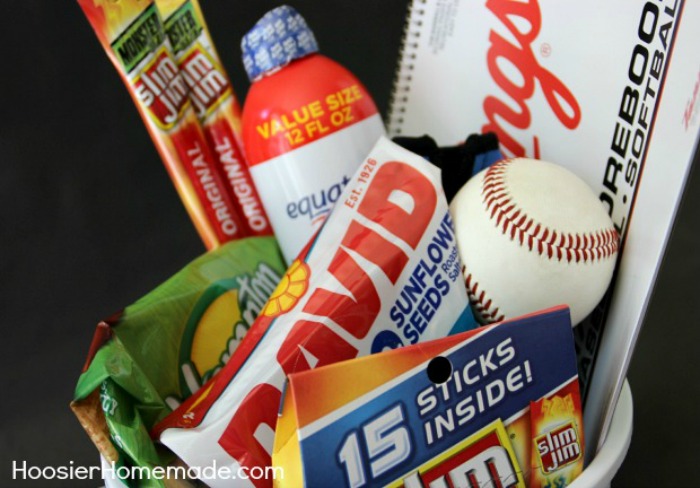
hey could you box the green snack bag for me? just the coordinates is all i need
[72,237,285,486]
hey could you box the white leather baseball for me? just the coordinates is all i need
[450,157,619,326]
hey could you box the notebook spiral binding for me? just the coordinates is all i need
[387,0,427,136]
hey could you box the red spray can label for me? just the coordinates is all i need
[241,6,385,263]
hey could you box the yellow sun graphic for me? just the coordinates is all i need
[262,259,311,317]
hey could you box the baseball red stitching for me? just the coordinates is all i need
[465,159,620,324]
[463,266,504,324]
[482,159,620,264]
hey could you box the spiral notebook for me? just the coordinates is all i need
[388,0,700,460]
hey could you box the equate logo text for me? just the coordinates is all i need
[287,175,351,225]
[483,0,581,158]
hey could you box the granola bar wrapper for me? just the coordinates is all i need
[71,237,286,486]
[155,0,272,237]
[78,0,247,249]
[152,136,478,487]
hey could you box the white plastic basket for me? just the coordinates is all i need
[570,379,633,488]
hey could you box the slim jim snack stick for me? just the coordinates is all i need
[78,0,246,249]
[155,0,272,236]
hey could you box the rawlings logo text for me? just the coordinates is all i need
[483,0,581,158]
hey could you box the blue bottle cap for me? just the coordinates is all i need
[241,5,319,82]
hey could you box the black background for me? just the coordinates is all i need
[1,1,698,487]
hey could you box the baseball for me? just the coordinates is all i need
[450,157,619,326]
